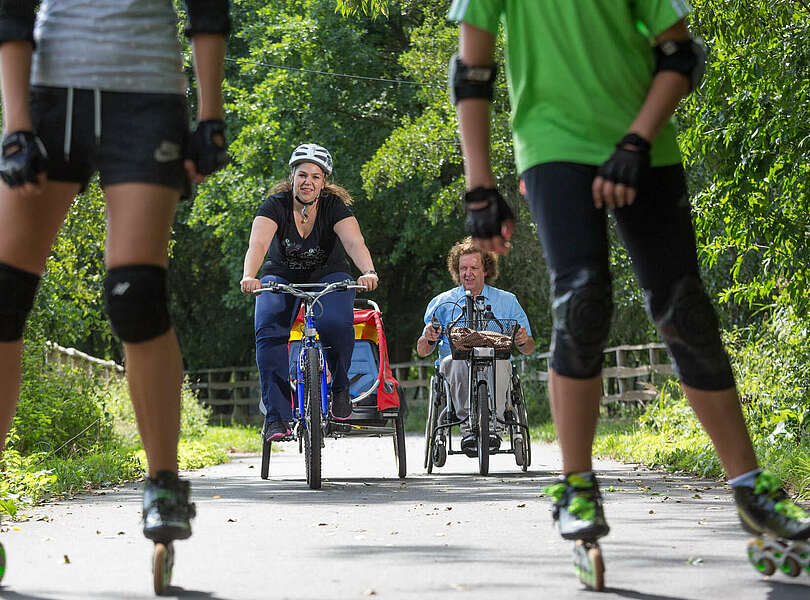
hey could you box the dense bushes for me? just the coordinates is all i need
[2,339,220,510]
[11,339,116,457]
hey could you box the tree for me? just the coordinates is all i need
[680,1,810,320]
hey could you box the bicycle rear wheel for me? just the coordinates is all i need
[304,347,322,489]
[476,380,490,476]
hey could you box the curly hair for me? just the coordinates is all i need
[447,237,499,285]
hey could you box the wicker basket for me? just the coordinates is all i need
[447,318,518,360]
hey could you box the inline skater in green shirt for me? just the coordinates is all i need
[448,0,810,590]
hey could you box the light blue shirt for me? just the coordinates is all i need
[423,284,533,360]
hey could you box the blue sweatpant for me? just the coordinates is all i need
[254,272,356,423]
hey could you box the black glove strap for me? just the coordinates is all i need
[464,187,515,239]
[0,130,48,188]
[188,119,228,176]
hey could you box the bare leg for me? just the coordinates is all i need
[682,384,757,479]
[0,181,79,451]
[549,369,602,474]
[105,183,181,477]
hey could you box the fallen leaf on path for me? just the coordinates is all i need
[687,556,703,566]
[364,589,377,596]
[516,504,526,508]
[117,531,125,535]
[63,555,70,564]
[227,518,237,523]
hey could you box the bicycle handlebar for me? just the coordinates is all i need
[253,279,366,300]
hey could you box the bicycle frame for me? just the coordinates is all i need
[255,280,366,427]
[295,305,329,421]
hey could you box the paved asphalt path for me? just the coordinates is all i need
[1,434,808,599]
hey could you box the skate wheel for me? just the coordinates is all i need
[780,556,801,578]
[747,538,776,576]
[573,540,605,591]
[153,542,174,595]
[0,541,6,582]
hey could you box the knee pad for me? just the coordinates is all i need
[104,265,171,343]
[0,263,40,341]
[648,275,734,390]
[550,268,613,378]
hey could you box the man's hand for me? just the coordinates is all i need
[185,119,228,183]
[592,133,651,210]
[514,326,529,348]
[0,131,47,195]
[464,186,515,255]
[423,322,442,344]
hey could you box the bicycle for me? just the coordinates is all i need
[424,291,531,476]
[254,279,366,489]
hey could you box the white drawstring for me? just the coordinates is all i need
[94,88,101,144]
[63,87,74,161]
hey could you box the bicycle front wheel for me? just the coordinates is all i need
[476,380,490,476]
[304,347,322,489]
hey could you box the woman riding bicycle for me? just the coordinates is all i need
[240,144,378,440]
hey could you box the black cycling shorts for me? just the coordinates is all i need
[521,162,700,303]
[30,85,188,191]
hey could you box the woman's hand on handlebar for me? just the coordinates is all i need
[357,272,379,292]
[240,276,261,294]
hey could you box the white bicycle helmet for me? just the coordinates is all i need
[288,143,333,176]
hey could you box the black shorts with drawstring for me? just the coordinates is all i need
[30,85,189,191]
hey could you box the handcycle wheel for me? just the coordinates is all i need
[513,374,531,470]
[476,380,490,476]
[393,411,407,478]
[304,347,322,490]
[260,437,271,479]
[424,376,439,473]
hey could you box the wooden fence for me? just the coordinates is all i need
[45,342,125,382]
[186,342,673,417]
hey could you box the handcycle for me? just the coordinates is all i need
[423,291,531,476]
[255,279,406,489]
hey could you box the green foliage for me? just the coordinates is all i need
[728,307,810,446]
[11,339,116,457]
[26,181,113,359]
[104,376,212,443]
[680,1,810,316]
[200,425,263,453]
[335,0,388,17]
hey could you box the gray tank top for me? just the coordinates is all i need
[31,0,186,95]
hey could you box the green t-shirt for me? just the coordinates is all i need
[448,0,691,173]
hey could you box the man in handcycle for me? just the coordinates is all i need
[417,237,534,456]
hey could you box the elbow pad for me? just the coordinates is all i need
[0,0,36,47]
[184,0,231,38]
[654,38,706,91]
[448,53,497,105]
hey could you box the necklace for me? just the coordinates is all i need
[295,194,317,223]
